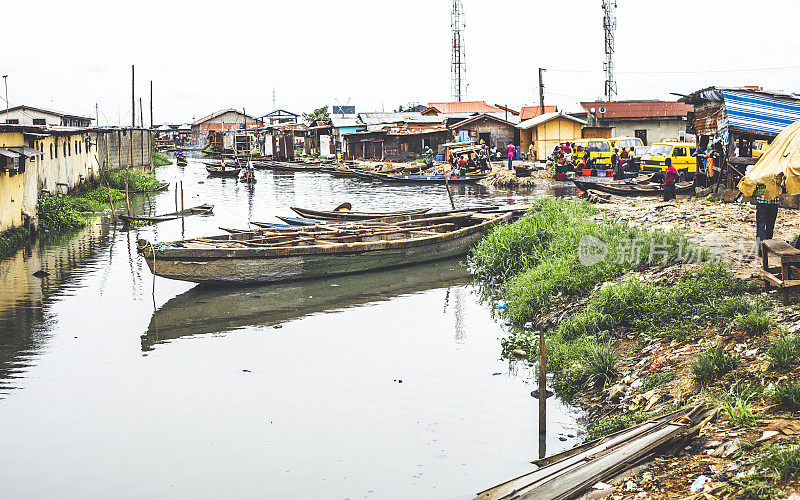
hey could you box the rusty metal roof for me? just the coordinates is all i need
[426,101,502,114]
[520,105,558,120]
[580,101,693,119]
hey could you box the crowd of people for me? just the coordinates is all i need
[548,142,640,180]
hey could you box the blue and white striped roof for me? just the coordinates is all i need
[721,90,800,135]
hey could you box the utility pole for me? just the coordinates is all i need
[451,0,466,102]
[2,75,8,124]
[272,87,276,110]
[602,0,618,101]
[538,68,546,116]
[139,97,144,128]
[150,80,153,128]
[95,103,99,127]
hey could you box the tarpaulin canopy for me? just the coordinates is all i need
[739,119,800,200]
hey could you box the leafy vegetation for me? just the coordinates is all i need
[641,371,675,392]
[302,105,330,124]
[38,195,87,232]
[772,380,800,411]
[586,411,654,440]
[728,477,784,500]
[106,170,161,192]
[767,334,800,371]
[0,227,30,259]
[691,344,739,384]
[756,444,800,481]
[735,309,775,336]
[152,152,172,167]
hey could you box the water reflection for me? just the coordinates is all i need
[0,220,112,397]
[144,259,470,351]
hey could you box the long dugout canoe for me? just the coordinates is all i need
[290,206,431,220]
[137,212,511,285]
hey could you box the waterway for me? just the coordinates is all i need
[0,158,581,499]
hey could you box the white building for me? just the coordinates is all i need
[1,105,93,127]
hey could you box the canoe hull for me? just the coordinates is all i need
[290,206,431,220]
[140,215,507,284]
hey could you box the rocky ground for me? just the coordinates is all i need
[571,196,800,499]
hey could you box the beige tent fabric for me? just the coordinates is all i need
[739,119,800,201]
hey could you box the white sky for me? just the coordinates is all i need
[2,0,798,125]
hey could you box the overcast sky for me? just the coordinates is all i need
[2,0,798,124]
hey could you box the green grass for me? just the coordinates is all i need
[152,152,172,167]
[767,334,800,371]
[641,371,675,392]
[0,226,30,259]
[724,395,757,427]
[586,411,654,441]
[557,266,761,341]
[583,341,618,387]
[38,195,87,232]
[728,477,784,500]
[691,344,740,385]
[757,444,800,481]
[772,380,800,410]
[735,310,775,336]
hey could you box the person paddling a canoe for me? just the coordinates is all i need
[423,147,434,170]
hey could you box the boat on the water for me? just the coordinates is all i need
[381,174,486,183]
[119,204,214,225]
[572,178,693,196]
[136,211,511,284]
[291,206,431,221]
[205,165,242,177]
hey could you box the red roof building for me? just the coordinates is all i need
[579,100,694,145]
[424,101,503,114]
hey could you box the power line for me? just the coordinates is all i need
[549,65,800,75]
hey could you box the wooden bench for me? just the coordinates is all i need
[761,239,800,287]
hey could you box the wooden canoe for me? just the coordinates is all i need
[205,165,242,177]
[136,211,511,284]
[381,174,486,183]
[573,179,693,196]
[119,204,214,225]
[291,206,431,221]
[128,181,170,194]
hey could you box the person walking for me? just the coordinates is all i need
[478,144,489,173]
[663,158,678,201]
[754,183,780,256]
[506,143,516,170]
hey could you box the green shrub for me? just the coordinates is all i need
[735,310,775,336]
[79,186,124,204]
[107,170,161,192]
[641,371,676,392]
[772,380,800,410]
[0,226,30,258]
[767,335,800,371]
[38,195,86,232]
[757,444,800,480]
[691,344,739,384]
[152,152,171,167]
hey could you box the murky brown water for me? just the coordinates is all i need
[0,157,582,498]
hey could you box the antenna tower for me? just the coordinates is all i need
[602,0,617,101]
[451,0,466,102]
[272,87,276,109]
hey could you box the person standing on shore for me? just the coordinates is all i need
[423,147,434,171]
[754,183,780,256]
[663,158,677,201]
[478,144,489,173]
[506,143,516,170]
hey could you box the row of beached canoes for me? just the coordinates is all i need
[136,205,524,285]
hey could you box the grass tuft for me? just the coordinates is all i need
[641,371,676,392]
[757,444,800,481]
[735,310,775,336]
[767,334,800,371]
[691,344,739,385]
[772,380,800,411]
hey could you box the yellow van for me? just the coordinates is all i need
[610,137,644,152]
[753,140,769,159]
[583,137,643,166]
[640,142,698,177]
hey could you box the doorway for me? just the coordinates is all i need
[479,132,491,147]
[634,129,648,146]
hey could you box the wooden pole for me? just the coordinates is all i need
[125,64,134,217]
[174,182,178,212]
[149,80,153,129]
[539,68,546,116]
[538,327,547,459]
[180,181,184,211]
[139,97,144,128]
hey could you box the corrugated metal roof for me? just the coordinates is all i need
[426,101,502,114]
[721,90,800,135]
[517,112,587,129]
[449,113,517,129]
[331,118,362,127]
[580,100,692,119]
[520,105,559,121]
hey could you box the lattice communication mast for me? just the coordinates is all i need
[451,0,466,102]
[602,0,617,101]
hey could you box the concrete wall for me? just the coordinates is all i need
[0,128,153,232]
[602,119,694,145]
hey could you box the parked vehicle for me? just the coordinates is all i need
[753,139,770,159]
[640,142,698,179]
